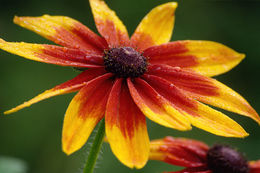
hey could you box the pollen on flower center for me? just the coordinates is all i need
[103,47,147,78]
[207,145,249,173]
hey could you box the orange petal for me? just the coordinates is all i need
[106,78,149,168]
[4,68,106,114]
[14,15,107,53]
[89,0,129,47]
[127,78,191,131]
[131,2,177,51]
[249,161,260,173]
[0,39,104,67]
[62,73,113,155]
[150,136,208,167]
[144,41,245,77]
[143,74,248,137]
[147,64,260,125]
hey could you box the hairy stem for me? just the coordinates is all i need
[83,119,105,173]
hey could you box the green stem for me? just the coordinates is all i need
[83,119,105,173]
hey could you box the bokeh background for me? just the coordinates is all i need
[1,0,260,172]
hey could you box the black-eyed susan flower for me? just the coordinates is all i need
[150,136,260,173]
[0,0,259,169]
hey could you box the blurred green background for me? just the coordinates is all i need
[1,0,260,172]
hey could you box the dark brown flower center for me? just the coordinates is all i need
[207,145,249,173]
[103,47,147,78]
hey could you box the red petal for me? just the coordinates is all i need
[40,45,104,66]
[144,41,197,67]
[249,161,260,173]
[127,78,192,131]
[14,15,108,53]
[89,0,130,47]
[106,78,149,168]
[144,41,245,77]
[163,137,209,160]
[147,64,218,96]
[62,73,114,154]
[147,64,260,124]
[0,39,103,68]
[5,68,106,114]
[131,2,177,51]
[142,74,248,137]
[150,137,208,168]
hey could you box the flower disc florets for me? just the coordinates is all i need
[103,47,147,78]
[207,145,249,173]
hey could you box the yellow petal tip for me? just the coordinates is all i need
[238,53,246,61]
[13,16,22,25]
[168,2,178,8]
[241,53,246,58]
[251,112,260,125]
[0,38,7,48]
[62,145,75,156]
[240,132,249,138]
[3,110,12,115]
[232,130,249,138]
[0,38,5,43]
[185,125,193,131]
[3,104,31,115]
[122,160,147,169]
[63,150,72,156]
[4,107,20,114]
[157,2,178,14]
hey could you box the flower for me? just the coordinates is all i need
[150,136,260,173]
[0,0,259,169]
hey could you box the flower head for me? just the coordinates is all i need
[150,136,260,173]
[0,0,259,169]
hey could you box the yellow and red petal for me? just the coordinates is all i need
[127,78,192,131]
[144,41,245,77]
[62,73,113,155]
[89,0,129,47]
[131,2,177,51]
[4,68,106,114]
[147,64,260,124]
[150,136,208,168]
[249,161,260,173]
[0,39,104,67]
[14,15,107,53]
[142,74,248,137]
[105,78,149,169]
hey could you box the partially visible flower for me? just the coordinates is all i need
[150,136,260,173]
[0,0,259,169]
